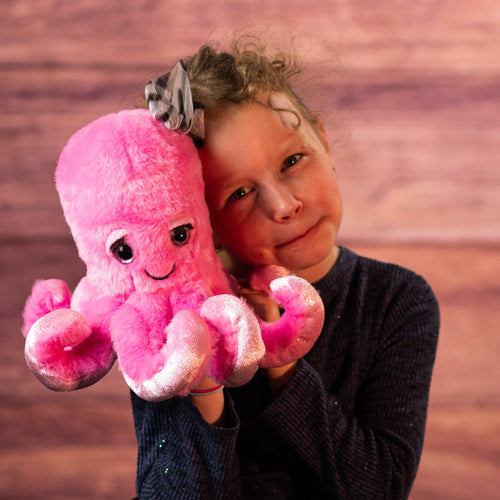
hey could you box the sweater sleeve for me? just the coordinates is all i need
[131,391,241,499]
[262,273,440,499]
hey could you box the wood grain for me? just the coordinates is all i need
[1,1,498,498]
[1,0,498,242]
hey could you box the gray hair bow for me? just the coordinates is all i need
[145,61,204,148]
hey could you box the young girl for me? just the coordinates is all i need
[132,39,440,499]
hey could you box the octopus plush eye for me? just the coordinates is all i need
[171,223,194,246]
[110,237,134,264]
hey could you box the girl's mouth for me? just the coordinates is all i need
[276,221,320,248]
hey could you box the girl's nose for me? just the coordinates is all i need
[261,186,303,222]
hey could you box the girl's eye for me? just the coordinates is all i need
[110,237,134,264]
[228,187,251,202]
[171,223,194,246]
[283,154,302,170]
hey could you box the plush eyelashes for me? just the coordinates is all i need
[108,223,195,265]
[170,223,194,246]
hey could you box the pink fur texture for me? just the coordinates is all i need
[22,109,324,401]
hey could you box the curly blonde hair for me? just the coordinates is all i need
[183,36,319,129]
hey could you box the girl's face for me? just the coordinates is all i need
[199,94,343,283]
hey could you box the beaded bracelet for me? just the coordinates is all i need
[188,384,224,396]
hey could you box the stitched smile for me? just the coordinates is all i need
[145,263,176,280]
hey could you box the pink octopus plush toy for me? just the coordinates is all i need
[22,109,324,401]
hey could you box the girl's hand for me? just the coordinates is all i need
[262,361,298,398]
[189,376,226,426]
[238,285,298,397]
[238,286,281,323]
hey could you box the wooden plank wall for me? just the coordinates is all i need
[1,1,499,498]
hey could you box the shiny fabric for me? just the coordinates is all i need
[145,61,205,147]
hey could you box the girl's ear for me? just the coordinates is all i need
[314,118,331,153]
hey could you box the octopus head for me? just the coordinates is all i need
[55,109,217,297]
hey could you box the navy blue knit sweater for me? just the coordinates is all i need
[131,247,440,499]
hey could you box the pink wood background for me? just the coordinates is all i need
[1,1,499,498]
